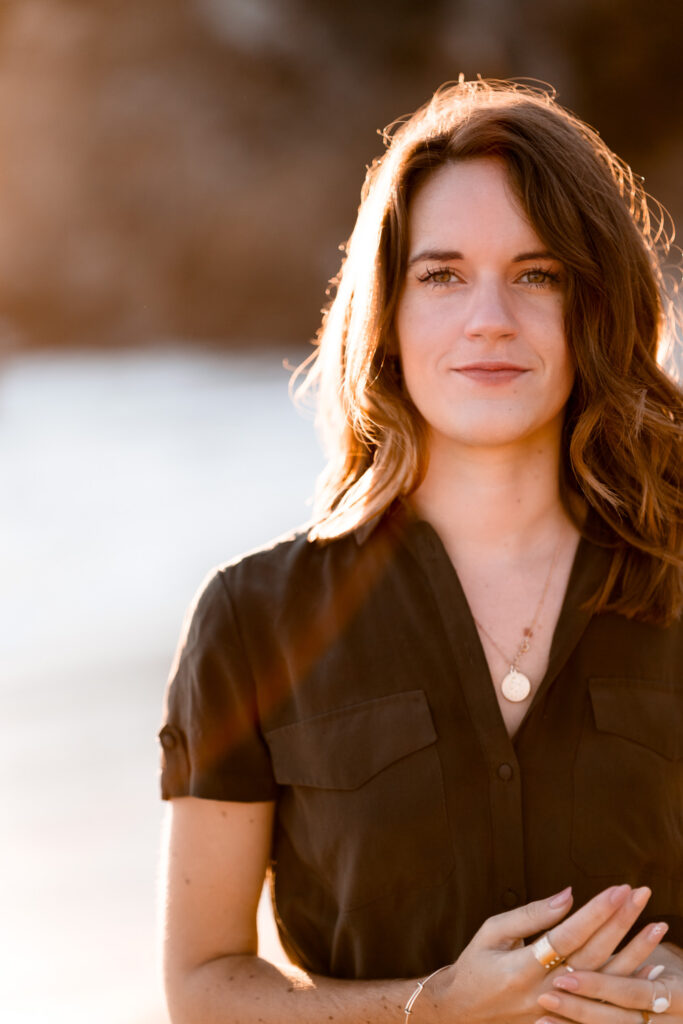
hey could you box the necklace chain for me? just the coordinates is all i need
[473,533,564,674]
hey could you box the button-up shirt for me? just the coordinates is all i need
[159,503,682,979]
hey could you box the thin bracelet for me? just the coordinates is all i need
[404,964,450,1021]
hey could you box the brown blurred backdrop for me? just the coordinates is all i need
[0,0,680,352]
[2,6,682,1022]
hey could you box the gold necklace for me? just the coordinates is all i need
[473,536,563,703]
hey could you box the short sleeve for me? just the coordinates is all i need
[158,568,277,802]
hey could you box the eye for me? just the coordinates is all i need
[517,267,562,288]
[417,266,461,287]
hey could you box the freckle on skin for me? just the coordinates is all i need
[183,876,191,885]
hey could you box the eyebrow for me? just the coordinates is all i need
[406,248,559,267]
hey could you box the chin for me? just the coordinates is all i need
[431,413,561,450]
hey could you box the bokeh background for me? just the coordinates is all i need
[2,2,682,1021]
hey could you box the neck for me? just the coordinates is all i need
[410,430,575,562]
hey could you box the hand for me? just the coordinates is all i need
[537,934,682,1024]
[427,885,659,1024]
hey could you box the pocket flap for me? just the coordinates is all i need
[588,678,681,760]
[265,689,437,789]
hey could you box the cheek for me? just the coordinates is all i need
[396,296,449,363]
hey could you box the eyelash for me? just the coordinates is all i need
[416,265,562,289]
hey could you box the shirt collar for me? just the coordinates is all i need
[353,498,412,545]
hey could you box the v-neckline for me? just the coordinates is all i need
[401,515,611,751]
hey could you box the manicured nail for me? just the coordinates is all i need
[548,886,572,908]
[610,884,630,904]
[553,975,579,991]
[647,965,666,980]
[536,1019,556,1024]
[648,923,669,941]
[632,886,651,908]
[538,993,562,1010]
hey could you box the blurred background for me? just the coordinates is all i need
[1,1,682,1021]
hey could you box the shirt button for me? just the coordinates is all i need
[497,763,514,781]
[502,889,519,908]
[160,728,177,751]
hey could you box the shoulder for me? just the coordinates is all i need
[583,602,682,688]
[186,507,410,646]
[186,524,362,628]
[221,523,331,587]
[166,526,335,710]
[219,510,405,596]
[216,524,354,605]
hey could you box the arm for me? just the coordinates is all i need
[161,797,666,1024]
[161,796,418,1023]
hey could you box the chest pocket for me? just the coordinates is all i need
[571,678,683,879]
[265,690,454,911]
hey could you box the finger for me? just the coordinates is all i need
[479,886,574,948]
[603,921,669,977]
[634,959,669,981]
[562,886,650,970]
[543,885,631,958]
[538,987,645,1023]
[551,968,669,1012]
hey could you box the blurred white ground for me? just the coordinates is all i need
[0,346,322,1024]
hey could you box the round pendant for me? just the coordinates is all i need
[501,668,531,703]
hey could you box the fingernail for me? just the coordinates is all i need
[648,923,669,940]
[610,884,630,904]
[538,993,562,1010]
[553,975,579,991]
[647,965,665,980]
[536,1019,556,1024]
[548,886,572,908]
[632,886,651,908]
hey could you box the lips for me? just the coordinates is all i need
[454,361,529,383]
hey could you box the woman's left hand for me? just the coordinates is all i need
[536,939,683,1024]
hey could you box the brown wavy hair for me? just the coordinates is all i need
[294,78,683,624]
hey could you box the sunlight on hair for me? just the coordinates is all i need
[292,75,683,622]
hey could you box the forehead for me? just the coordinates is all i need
[407,157,542,249]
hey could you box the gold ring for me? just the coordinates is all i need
[642,1013,654,1024]
[531,934,566,971]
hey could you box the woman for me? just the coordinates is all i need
[158,79,682,1023]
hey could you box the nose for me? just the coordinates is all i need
[463,277,518,342]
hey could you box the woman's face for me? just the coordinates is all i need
[395,157,574,457]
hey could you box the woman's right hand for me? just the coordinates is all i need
[423,884,664,1024]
